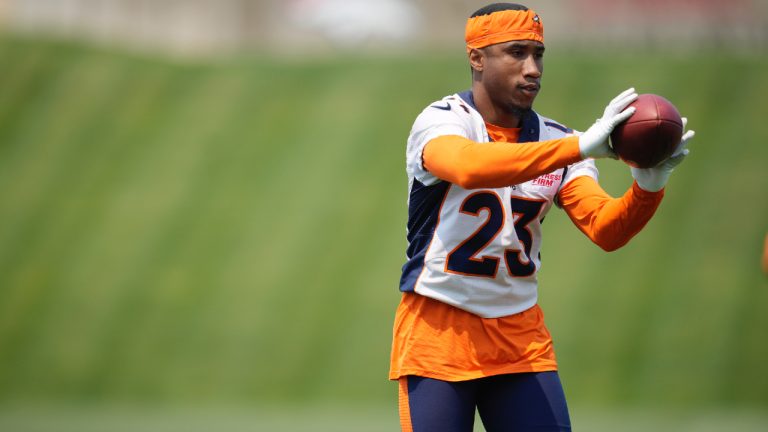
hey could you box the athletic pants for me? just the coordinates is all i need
[398,371,571,431]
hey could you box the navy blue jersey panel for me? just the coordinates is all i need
[399,180,450,292]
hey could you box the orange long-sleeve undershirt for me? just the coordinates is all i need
[423,134,582,189]
[558,176,663,251]
[422,130,664,251]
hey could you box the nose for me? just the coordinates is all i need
[522,54,542,78]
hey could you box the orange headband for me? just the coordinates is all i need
[465,9,544,52]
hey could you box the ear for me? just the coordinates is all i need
[468,48,484,73]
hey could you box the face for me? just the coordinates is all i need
[470,40,544,116]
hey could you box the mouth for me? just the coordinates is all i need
[518,83,540,97]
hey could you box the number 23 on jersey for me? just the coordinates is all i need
[446,192,545,279]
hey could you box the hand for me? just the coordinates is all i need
[631,118,696,192]
[579,88,638,159]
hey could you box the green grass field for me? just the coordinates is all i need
[0,36,767,430]
[0,404,767,432]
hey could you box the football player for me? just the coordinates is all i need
[390,3,695,431]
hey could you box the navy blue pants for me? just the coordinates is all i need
[399,372,571,431]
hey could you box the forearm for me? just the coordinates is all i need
[423,135,582,189]
[559,176,664,251]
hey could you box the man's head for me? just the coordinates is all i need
[466,3,544,119]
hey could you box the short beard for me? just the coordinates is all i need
[501,101,532,119]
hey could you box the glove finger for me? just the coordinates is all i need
[670,130,695,157]
[611,87,636,105]
[681,129,695,144]
[665,149,689,169]
[681,117,688,129]
[610,90,638,109]
[614,93,639,112]
[611,106,636,126]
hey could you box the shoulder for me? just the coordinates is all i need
[537,114,574,138]
[409,93,484,142]
[406,94,479,185]
[413,94,476,125]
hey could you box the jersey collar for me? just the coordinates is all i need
[457,90,540,143]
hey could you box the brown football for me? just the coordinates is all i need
[610,94,683,168]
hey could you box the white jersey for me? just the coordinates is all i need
[399,91,598,318]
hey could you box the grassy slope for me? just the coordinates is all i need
[537,51,768,407]
[0,36,766,412]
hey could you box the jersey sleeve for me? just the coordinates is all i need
[558,157,598,195]
[406,103,470,186]
[557,176,664,251]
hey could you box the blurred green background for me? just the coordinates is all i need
[1,5,768,431]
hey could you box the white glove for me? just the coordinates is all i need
[631,118,696,192]
[579,88,638,159]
